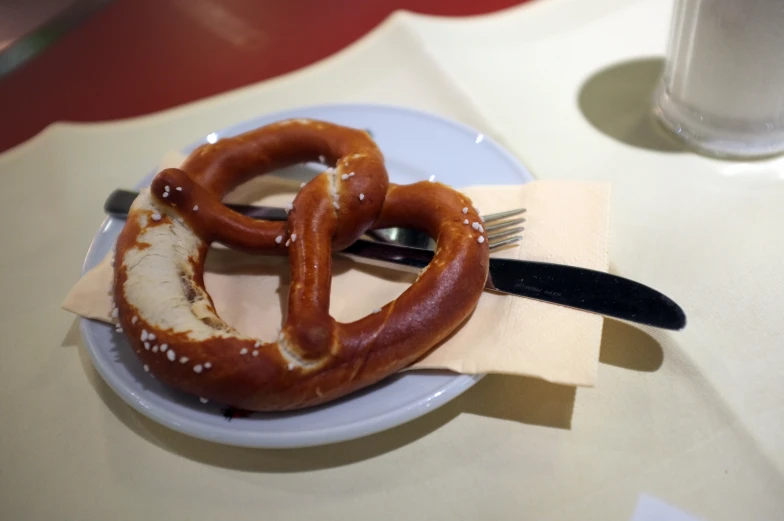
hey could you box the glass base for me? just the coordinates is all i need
[653,84,784,160]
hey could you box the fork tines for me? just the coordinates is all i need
[481,208,525,250]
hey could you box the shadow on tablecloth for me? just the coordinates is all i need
[578,58,685,153]
[66,315,662,472]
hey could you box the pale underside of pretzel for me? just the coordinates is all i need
[113,119,489,411]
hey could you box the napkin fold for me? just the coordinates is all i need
[63,152,611,387]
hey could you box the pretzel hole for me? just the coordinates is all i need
[201,248,289,340]
[329,256,417,323]
[222,163,324,205]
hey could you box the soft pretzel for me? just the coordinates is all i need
[112,119,489,411]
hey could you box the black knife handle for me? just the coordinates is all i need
[340,241,685,330]
[103,189,289,221]
[486,258,686,330]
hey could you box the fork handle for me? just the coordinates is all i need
[104,189,290,221]
[105,189,404,244]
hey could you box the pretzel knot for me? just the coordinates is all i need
[113,119,489,411]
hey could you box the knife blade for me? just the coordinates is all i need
[104,189,687,330]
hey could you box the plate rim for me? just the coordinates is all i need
[78,102,532,448]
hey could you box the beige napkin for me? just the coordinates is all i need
[63,152,611,387]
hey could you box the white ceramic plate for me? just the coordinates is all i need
[80,103,533,448]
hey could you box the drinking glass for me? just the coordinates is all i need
[653,0,784,159]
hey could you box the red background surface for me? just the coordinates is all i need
[0,0,531,153]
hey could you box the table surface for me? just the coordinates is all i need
[0,0,529,153]
[2,0,783,520]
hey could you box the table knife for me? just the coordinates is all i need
[104,189,687,330]
[340,240,686,331]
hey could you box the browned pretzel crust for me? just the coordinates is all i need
[113,119,489,411]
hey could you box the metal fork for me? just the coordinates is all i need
[104,189,526,251]
[369,208,526,251]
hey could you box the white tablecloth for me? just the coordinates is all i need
[1,0,782,519]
